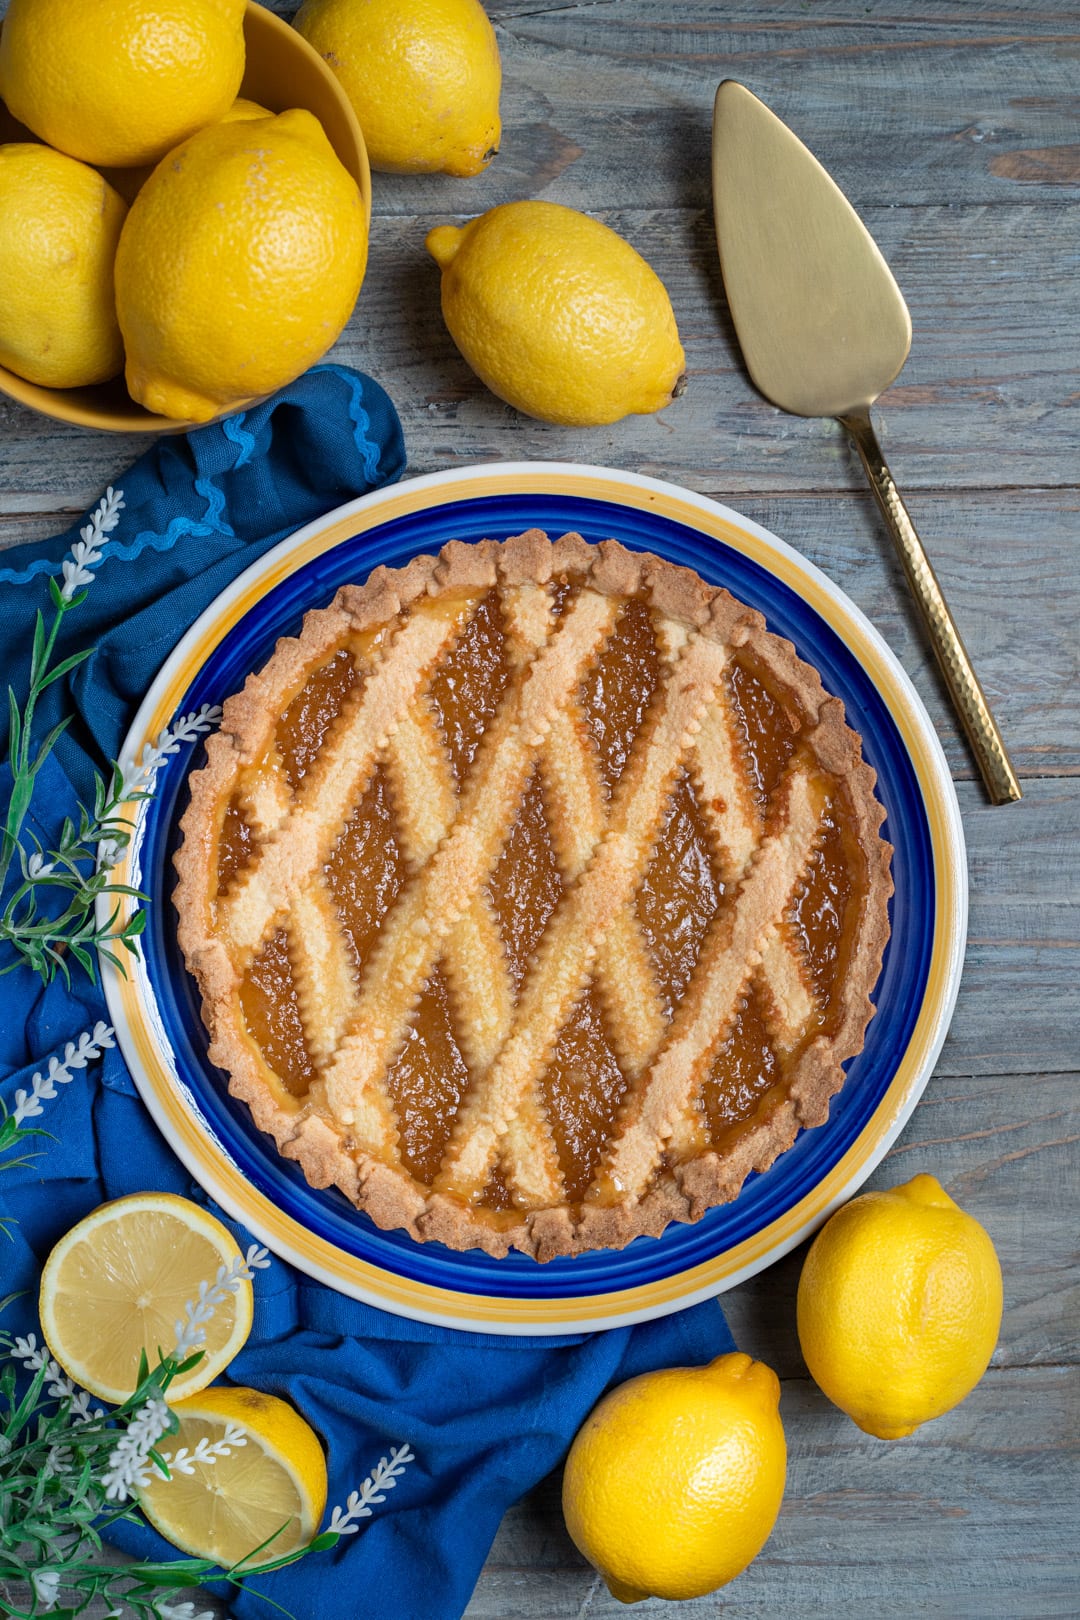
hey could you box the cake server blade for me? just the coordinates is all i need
[711,79,1020,804]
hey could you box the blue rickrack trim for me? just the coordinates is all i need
[221,409,257,468]
[0,473,235,586]
[0,367,384,588]
[110,473,235,562]
[313,362,384,482]
[0,553,57,587]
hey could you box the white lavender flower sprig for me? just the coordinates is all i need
[0,1022,115,1230]
[325,1445,415,1536]
[96,704,222,870]
[10,1020,115,1127]
[173,1243,271,1359]
[9,1332,104,1424]
[60,485,124,602]
[99,1396,174,1501]
[90,1243,270,1506]
[157,1421,248,1481]
[30,1568,62,1612]
[1,491,126,894]
[0,697,224,986]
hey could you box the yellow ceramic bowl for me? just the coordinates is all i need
[0,2,370,434]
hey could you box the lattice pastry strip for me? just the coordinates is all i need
[383,700,515,1071]
[223,597,475,962]
[500,584,663,1025]
[235,749,359,1070]
[382,694,563,1209]
[320,585,622,1142]
[536,711,669,1066]
[593,763,830,1203]
[434,627,735,1203]
[658,700,821,1164]
[491,591,669,1202]
[690,697,817,1047]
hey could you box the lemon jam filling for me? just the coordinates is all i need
[221,583,869,1218]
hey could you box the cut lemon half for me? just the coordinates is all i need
[137,1385,327,1566]
[39,1192,253,1404]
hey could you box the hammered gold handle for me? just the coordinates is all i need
[840,406,1021,805]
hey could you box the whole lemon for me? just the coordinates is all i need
[114,109,368,422]
[797,1173,1003,1439]
[426,202,686,427]
[562,1352,786,1604]
[0,143,126,389]
[219,97,273,125]
[293,0,500,176]
[101,101,274,206]
[0,0,246,169]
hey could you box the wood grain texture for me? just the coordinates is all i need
[724,1064,1080,1380]
[1,0,1076,1614]
[259,0,1080,212]
[2,202,1077,502]
[466,1366,1080,1618]
[941,780,1078,1076]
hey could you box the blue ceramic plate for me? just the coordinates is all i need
[101,464,967,1333]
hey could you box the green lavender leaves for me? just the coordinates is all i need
[1,489,220,988]
[0,488,143,989]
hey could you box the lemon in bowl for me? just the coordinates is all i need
[0,2,369,433]
[115,108,367,423]
[0,0,247,169]
[0,144,127,390]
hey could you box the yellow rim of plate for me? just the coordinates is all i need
[99,464,964,1332]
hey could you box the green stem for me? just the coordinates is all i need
[23,610,63,762]
[0,601,68,894]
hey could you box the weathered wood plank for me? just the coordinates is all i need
[251,0,1080,212]
[472,11,1080,214]
[466,1366,1080,1618]
[376,203,1080,496]
[2,201,1075,504]
[945,779,1079,1078]
[723,1068,1080,1379]
[3,485,1075,783]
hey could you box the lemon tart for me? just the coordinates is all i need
[174,531,892,1260]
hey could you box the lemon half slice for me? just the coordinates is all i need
[39,1192,253,1404]
[137,1386,327,1566]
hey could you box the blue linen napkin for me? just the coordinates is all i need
[0,364,735,1620]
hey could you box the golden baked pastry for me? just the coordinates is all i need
[174,531,892,1261]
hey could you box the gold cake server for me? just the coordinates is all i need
[711,80,1020,804]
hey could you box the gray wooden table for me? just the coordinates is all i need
[2,2,1077,1616]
